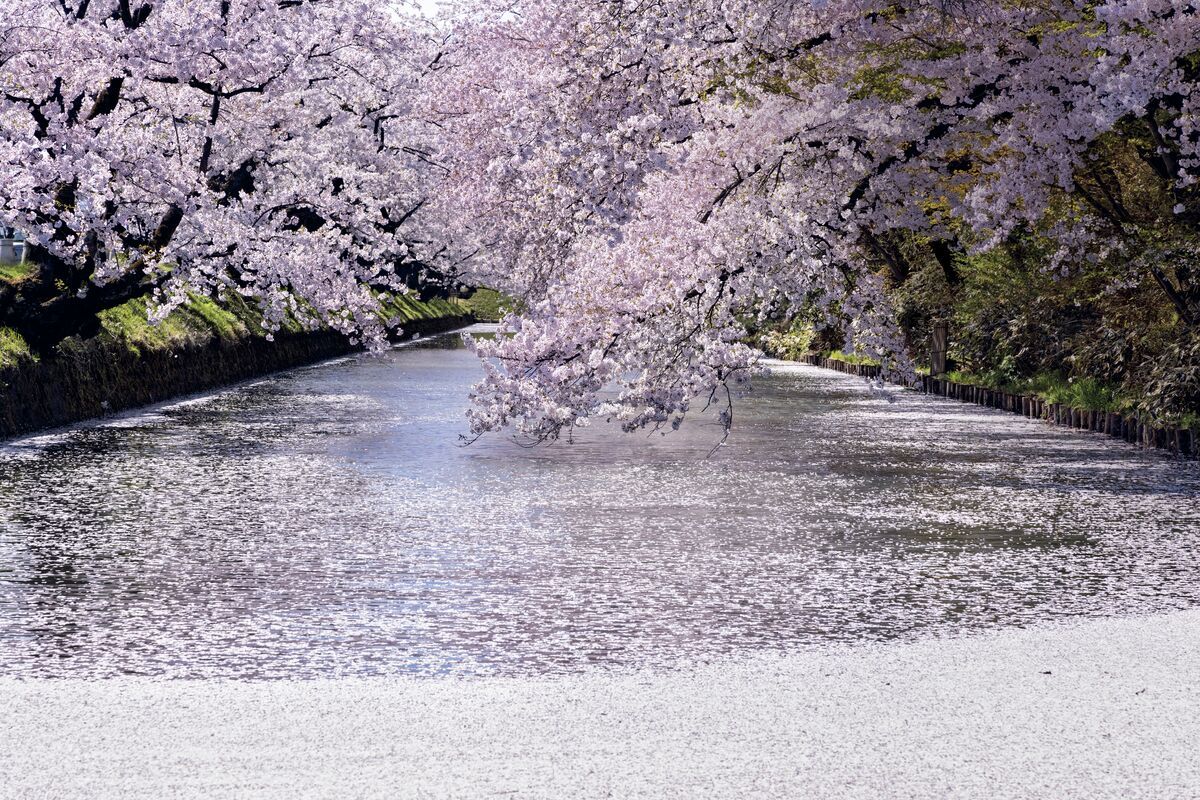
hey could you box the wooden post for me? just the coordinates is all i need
[931,321,948,377]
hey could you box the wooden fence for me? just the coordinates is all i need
[798,354,1196,458]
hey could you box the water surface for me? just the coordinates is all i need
[2,326,1198,678]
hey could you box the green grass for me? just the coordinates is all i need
[775,343,1138,417]
[0,327,33,369]
[379,292,463,325]
[1038,376,1121,412]
[181,294,252,341]
[0,288,466,371]
[96,297,207,356]
[97,291,462,356]
[945,369,1124,413]
[827,349,881,366]
[0,262,35,282]
[459,288,516,322]
[945,369,1003,389]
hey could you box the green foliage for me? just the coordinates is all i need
[1034,376,1122,412]
[1138,332,1200,424]
[944,368,1123,413]
[862,95,1200,428]
[0,327,33,369]
[883,219,1196,425]
[827,349,880,367]
[758,321,814,360]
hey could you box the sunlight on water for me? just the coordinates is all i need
[1,326,1198,678]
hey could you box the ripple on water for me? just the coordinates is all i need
[1,327,1198,678]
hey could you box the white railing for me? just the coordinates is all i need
[0,230,27,265]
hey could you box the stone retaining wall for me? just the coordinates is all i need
[0,313,472,441]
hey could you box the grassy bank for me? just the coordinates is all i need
[757,310,1196,431]
[944,370,1119,413]
[0,262,34,283]
[0,290,468,371]
[793,344,1196,427]
[0,279,511,373]
[457,287,516,323]
[0,287,472,439]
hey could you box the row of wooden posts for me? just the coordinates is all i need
[799,354,1196,458]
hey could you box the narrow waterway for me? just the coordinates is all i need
[1,325,1198,679]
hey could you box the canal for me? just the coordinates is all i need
[2,326,1198,678]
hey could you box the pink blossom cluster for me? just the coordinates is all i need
[1,0,448,343]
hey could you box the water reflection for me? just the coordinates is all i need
[1,326,1198,678]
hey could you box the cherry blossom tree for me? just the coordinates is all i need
[5,0,1197,435]
[441,0,1200,440]
[0,0,452,351]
